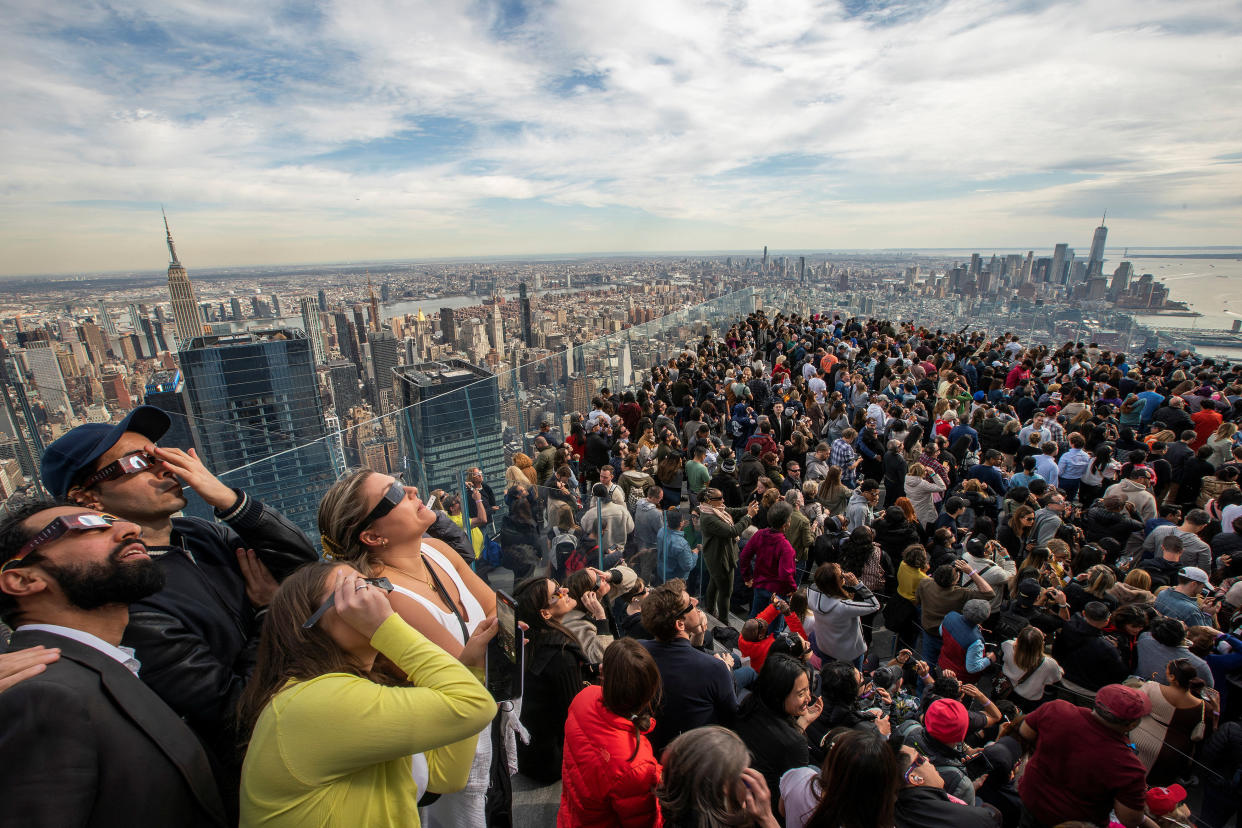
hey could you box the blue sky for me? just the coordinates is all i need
[1,0,1239,274]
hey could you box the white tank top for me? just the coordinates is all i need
[389,544,487,646]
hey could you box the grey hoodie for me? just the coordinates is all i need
[845,491,874,531]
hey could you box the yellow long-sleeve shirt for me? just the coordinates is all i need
[240,614,495,827]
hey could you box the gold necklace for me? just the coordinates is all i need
[382,560,435,589]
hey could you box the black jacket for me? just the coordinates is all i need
[517,629,591,784]
[121,491,315,812]
[894,786,998,828]
[1051,613,1128,691]
[731,700,808,814]
[1,630,227,828]
[1082,506,1144,547]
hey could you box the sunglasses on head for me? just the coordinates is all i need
[3,513,121,571]
[302,576,394,629]
[80,453,158,488]
[354,479,406,541]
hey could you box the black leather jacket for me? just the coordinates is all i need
[121,490,315,807]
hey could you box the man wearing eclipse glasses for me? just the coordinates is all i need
[38,405,316,818]
[0,500,227,827]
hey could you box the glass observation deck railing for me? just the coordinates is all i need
[206,282,1139,604]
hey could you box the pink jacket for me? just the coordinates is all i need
[740,528,797,595]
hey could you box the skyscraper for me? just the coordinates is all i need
[179,329,336,540]
[163,210,205,349]
[317,289,328,313]
[367,329,400,413]
[1050,243,1068,285]
[396,359,504,495]
[367,275,381,333]
[299,297,327,365]
[97,301,117,335]
[1087,212,1108,280]
[440,307,457,343]
[519,282,534,348]
[23,341,74,420]
[327,359,363,419]
[488,298,505,359]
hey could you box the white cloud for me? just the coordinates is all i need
[0,0,1239,274]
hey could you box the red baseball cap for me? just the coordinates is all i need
[924,698,969,744]
[1095,684,1152,720]
[1145,784,1187,816]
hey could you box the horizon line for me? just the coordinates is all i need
[2,244,1241,282]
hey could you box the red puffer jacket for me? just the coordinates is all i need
[559,685,662,828]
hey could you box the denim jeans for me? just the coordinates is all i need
[749,588,788,635]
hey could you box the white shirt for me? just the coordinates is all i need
[808,376,827,403]
[779,766,820,828]
[1220,503,1242,535]
[18,623,142,675]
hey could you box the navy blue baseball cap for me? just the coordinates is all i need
[41,405,171,497]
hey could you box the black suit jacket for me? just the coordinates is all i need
[0,630,227,828]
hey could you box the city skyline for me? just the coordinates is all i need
[1,0,1240,275]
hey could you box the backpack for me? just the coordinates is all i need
[626,482,646,515]
[991,602,1032,644]
[550,530,580,579]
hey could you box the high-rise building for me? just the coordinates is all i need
[395,359,504,495]
[230,297,244,322]
[97,301,117,335]
[299,297,326,365]
[488,299,505,359]
[23,341,73,420]
[368,275,381,333]
[519,282,534,348]
[179,329,336,540]
[367,329,400,413]
[163,210,206,349]
[762,246,768,273]
[317,289,328,313]
[327,359,362,419]
[440,307,457,343]
[1050,243,1068,285]
[1087,212,1108,280]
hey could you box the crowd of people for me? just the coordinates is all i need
[3,306,1242,828]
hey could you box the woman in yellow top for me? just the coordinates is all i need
[887,543,930,651]
[317,471,499,826]
[237,563,496,827]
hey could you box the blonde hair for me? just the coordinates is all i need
[908,462,926,477]
[1124,569,1152,590]
[317,469,384,575]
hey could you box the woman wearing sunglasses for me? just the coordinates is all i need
[236,563,496,827]
[512,575,593,784]
[317,471,499,826]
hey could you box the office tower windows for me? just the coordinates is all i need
[299,297,327,365]
[367,329,399,413]
[396,359,504,496]
[179,329,336,540]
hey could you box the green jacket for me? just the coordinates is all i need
[783,509,814,561]
[700,507,752,572]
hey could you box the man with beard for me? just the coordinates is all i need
[39,406,316,817]
[0,501,227,827]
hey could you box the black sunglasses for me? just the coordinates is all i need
[354,479,406,542]
[302,577,394,629]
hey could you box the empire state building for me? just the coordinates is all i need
[163,209,206,349]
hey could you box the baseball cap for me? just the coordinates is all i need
[1179,566,1209,585]
[40,405,171,498]
[924,698,969,745]
[1017,579,1041,600]
[1145,784,1187,816]
[1095,684,1152,720]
